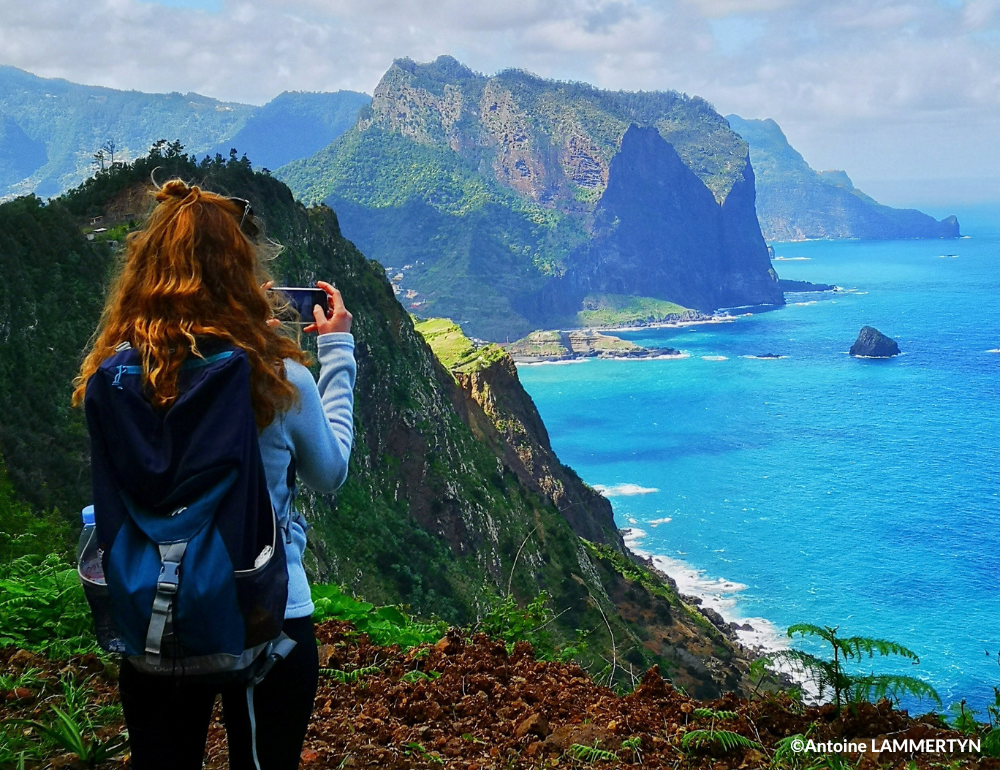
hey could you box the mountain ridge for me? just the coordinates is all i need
[279,56,781,340]
[0,66,369,199]
[726,114,959,241]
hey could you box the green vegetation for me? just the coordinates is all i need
[311,584,447,649]
[726,114,959,241]
[476,592,585,662]
[0,193,114,518]
[0,144,666,680]
[0,65,253,198]
[276,56,754,340]
[412,318,507,374]
[681,707,761,753]
[565,742,619,762]
[15,702,129,768]
[0,461,72,561]
[767,624,941,712]
[0,554,97,658]
[1,672,127,768]
[504,331,569,359]
[582,541,685,610]
[320,665,382,684]
[575,294,692,328]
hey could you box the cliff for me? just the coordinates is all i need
[554,125,780,313]
[413,319,622,548]
[0,149,753,696]
[726,115,960,241]
[278,56,782,340]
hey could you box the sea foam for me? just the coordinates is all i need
[594,483,659,496]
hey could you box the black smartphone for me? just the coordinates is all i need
[270,287,329,324]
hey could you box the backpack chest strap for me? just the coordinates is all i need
[145,542,188,661]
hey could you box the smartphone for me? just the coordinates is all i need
[269,287,329,324]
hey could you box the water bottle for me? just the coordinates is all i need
[77,505,125,653]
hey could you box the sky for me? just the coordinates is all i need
[1,0,998,206]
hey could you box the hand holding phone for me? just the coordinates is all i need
[305,281,352,335]
[269,286,329,324]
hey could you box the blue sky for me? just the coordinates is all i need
[2,0,998,206]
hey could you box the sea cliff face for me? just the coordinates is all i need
[279,56,782,340]
[414,319,754,697]
[553,126,781,313]
[726,115,960,241]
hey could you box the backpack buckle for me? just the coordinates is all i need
[157,561,181,594]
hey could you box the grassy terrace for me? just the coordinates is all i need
[412,318,508,373]
[576,294,692,327]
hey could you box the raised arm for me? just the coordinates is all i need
[284,334,356,493]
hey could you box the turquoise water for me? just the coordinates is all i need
[518,217,1000,712]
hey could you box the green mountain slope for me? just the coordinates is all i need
[0,68,369,201]
[278,56,781,341]
[726,115,960,241]
[0,66,254,198]
[0,148,753,695]
[207,90,370,171]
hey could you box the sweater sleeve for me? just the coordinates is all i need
[283,333,356,493]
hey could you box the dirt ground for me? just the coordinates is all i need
[2,622,995,769]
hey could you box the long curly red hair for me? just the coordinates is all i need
[72,179,308,427]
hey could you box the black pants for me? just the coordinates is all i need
[119,617,319,770]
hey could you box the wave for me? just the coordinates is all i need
[594,483,660,497]
[621,527,647,545]
[648,517,672,526]
[988,349,1000,354]
[701,355,728,361]
[626,545,789,653]
[772,256,810,261]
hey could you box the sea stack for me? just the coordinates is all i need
[850,326,900,358]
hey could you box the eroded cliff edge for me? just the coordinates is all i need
[415,318,758,697]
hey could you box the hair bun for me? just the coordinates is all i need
[155,179,201,203]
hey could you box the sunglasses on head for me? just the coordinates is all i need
[228,197,260,238]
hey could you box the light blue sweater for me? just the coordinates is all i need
[258,332,356,618]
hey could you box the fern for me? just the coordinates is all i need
[681,729,759,752]
[849,674,941,707]
[399,670,441,683]
[983,728,1000,758]
[772,732,810,768]
[0,554,98,657]
[320,665,381,684]
[770,624,939,711]
[693,707,737,720]
[566,742,618,762]
[621,736,642,763]
[682,706,759,754]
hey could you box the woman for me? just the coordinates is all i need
[72,179,355,769]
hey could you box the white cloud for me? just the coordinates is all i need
[0,0,998,203]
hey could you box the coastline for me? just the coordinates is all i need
[514,352,690,366]
[586,312,739,334]
[621,527,790,656]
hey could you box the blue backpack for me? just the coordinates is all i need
[84,342,293,682]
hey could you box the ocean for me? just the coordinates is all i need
[517,209,1000,713]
